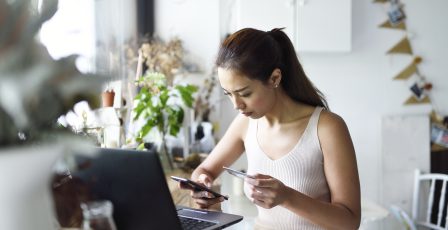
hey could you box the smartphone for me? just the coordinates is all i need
[170,176,229,200]
[223,166,254,180]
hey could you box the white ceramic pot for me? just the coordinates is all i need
[0,144,65,230]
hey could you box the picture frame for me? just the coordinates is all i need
[388,3,406,26]
[431,124,448,148]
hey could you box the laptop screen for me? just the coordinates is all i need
[57,148,183,230]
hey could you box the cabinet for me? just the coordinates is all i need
[236,0,351,53]
[381,115,430,229]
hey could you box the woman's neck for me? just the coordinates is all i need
[263,92,314,126]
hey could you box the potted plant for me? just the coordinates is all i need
[133,72,197,170]
[0,1,103,229]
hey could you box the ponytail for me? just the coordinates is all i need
[216,28,328,110]
[268,28,328,110]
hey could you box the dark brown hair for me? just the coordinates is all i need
[215,28,328,110]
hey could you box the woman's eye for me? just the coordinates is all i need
[223,92,231,96]
[240,93,251,97]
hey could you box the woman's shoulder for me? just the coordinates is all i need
[317,109,349,134]
[227,114,251,139]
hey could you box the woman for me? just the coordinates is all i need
[182,28,360,230]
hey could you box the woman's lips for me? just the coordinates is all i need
[242,112,252,116]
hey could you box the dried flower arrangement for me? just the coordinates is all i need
[137,37,184,86]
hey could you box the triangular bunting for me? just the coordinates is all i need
[379,20,407,30]
[404,95,431,105]
[394,62,418,80]
[430,110,444,125]
[387,37,413,55]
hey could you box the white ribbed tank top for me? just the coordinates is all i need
[243,107,330,230]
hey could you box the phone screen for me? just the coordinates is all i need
[170,176,229,200]
[223,166,254,180]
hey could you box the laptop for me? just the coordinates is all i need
[70,148,243,230]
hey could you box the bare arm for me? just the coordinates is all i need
[191,114,248,182]
[279,111,361,229]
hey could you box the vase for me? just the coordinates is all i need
[0,144,66,230]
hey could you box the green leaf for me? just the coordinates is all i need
[159,89,169,106]
[139,123,153,138]
[176,84,197,107]
[166,106,184,136]
[133,102,146,120]
[137,142,145,150]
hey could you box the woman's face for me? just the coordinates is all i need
[218,67,276,119]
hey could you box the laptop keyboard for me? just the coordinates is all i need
[179,216,217,230]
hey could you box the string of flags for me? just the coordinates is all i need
[374,0,448,151]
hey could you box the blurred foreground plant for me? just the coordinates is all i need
[0,0,103,147]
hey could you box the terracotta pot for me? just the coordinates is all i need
[101,91,115,107]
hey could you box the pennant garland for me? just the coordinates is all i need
[404,95,430,105]
[379,20,406,30]
[375,0,447,151]
[393,56,421,80]
[376,0,431,105]
[387,37,413,55]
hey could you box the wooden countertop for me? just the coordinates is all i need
[165,169,221,210]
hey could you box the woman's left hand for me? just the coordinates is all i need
[245,173,290,209]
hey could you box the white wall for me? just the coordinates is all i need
[154,0,448,216]
[154,0,221,73]
[300,0,448,203]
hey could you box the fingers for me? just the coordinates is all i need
[198,174,212,187]
[245,176,275,188]
[191,190,215,199]
[248,185,270,199]
[193,195,225,209]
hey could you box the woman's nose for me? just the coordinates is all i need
[232,97,245,110]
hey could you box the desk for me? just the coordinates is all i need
[360,198,389,230]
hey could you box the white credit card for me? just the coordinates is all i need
[223,166,254,180]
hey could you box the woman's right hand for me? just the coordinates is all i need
[179,174,225,209]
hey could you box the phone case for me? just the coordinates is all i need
[170,176,229,200]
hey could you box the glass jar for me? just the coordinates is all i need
[81,200,117,230]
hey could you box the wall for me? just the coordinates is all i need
[300,0,448,203]
[154,0,448,225]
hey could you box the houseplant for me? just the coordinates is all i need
[0,0,103,229]
[133,72,197,170]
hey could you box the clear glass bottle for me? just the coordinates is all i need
[81,200,117,230]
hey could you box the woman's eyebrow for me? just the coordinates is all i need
[221,86,249,93]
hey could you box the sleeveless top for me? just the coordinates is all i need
[243,107,330,230]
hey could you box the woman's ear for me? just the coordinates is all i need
[270,68,282,88]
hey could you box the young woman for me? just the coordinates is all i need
[181,28,360,230]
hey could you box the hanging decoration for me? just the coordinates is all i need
[374,0,447,151]
[393,56,421,80]
[379,20,406,30]
[430,111,448,151]
[386,37,413,55]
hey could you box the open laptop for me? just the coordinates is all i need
[70,148,243,230]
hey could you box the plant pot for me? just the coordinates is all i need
[0,144,66,230]
[102,90,115,107]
